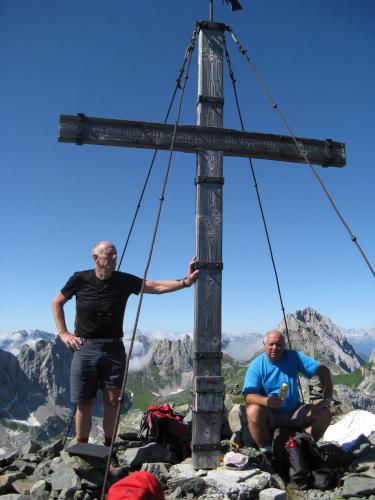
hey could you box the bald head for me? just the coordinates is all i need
[263,330,285,361]
[92,241,117,257]
[264,330,285,345]
[92,241,117,278]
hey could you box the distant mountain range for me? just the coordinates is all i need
[1,308,374,458]
[222,333,263,361]
[0,328,263,362]
[339,326,375,361]
[0,329,56,355]
[2,320,374,362]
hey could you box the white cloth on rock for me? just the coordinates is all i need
[323,409,375,450]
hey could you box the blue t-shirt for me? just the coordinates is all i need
[242,350,320,413]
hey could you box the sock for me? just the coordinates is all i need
[104,436,112,447]
[260,446,272,455]
[76,436,88,443]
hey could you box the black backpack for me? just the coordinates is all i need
[272,426,351,490]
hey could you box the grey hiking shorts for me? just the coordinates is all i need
[70,338,126,403]
[267,403,314,430]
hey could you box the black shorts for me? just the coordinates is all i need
[70,339,126,403]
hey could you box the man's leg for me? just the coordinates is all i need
[246,404,273,449]
[103,388,121,446]
[70,340,100,443]
[101,341,126,446]
[305,406,331,441]
[76,399,95,442]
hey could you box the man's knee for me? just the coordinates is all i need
[318,406,331,424]
[104,389,121,408]
[246,404,267,424]
[308,406,332,441]
[309,406,331,425]
[77,399,95,412]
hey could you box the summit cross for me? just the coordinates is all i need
[59,20,346,470]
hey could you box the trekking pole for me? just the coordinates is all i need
[63,405,76,449]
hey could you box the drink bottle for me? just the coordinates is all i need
[279,382,288,400]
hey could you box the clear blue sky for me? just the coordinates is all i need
[1,0,374,335]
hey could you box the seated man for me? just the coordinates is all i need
[242,329,332,457]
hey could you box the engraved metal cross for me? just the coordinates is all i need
[59,21,345,470]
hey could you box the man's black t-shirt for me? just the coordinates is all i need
[61,270,143,338]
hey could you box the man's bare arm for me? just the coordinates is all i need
[245,393,283,409]
[312,364,334,411]
[143,257,199,294]
[52,292,81,351]
[315,364,333,400]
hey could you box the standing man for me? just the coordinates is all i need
[242,330,332,457]
[52,241,198,446]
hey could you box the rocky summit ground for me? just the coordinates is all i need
[1,406,375,500]
[1,309,375,498]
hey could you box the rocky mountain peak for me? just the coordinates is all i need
[17,338,72,406]
[149,334,193,373]
[279,307,362,374]
[0,349,35,419]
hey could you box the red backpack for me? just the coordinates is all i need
[138,404,192,460]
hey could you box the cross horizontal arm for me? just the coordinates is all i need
[59,114,346,167]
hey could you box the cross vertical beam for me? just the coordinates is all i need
[192,21,225,470]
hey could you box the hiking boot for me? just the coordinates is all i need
[259,451,275,473]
